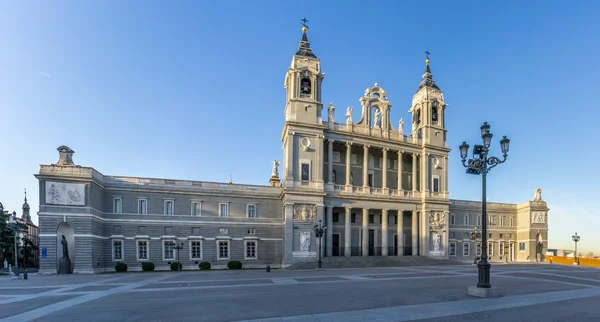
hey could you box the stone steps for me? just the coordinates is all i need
[286,256,465,270]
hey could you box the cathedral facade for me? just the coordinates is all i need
[36,27,549,273]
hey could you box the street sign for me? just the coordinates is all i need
[42,248,47,258]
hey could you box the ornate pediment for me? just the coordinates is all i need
[293,204,316,222]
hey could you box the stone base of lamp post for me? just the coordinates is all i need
[467,285,499,298]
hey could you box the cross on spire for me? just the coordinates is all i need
[425,50,431,61]
[300,17,309,29]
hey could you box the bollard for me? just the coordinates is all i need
[266,265,271,272]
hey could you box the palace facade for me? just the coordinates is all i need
[36,27,549,273]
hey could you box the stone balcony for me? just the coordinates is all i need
[327,184,449,200]
[328,122,422,145]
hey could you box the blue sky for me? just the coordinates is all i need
[1,1,598,253]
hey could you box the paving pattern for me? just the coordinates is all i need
[1,263,599,321]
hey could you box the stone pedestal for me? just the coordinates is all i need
[468,286,499,298]
[58,257,72,274]
[269,176,281,187]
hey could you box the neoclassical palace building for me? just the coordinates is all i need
[36,27,549,273]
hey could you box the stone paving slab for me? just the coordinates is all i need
[0,295,78,319]
[506,272,600,287]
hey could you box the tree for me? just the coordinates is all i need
[20,237,39,268]
[0,211,16,266]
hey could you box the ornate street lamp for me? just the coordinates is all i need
[460,122,510,291]
[313,220,327,269]
[572,233,580,264]
[7,211,21,277]
[174,242,184,271]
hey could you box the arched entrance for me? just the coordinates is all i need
[57,222,75,274]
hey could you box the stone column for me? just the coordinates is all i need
[412,210,418,256]
[362,208,369,256]
[286,132,295,180]
[443,156,449,195]
[422,152,429,193]
[363,145,369,189]
[345,207,352,257]
[382,209,388,256]
[397,151,403,191]
[345,142,352,187]
[397,210,403,256]
[382,148,388,190]
[412,153,418,192]
[326,206,333,257]
[328,140,334,184]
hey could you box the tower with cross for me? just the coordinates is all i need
[408,50,448,148]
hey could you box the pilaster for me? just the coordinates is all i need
[362,208,369,256]
[381,208,388,256]
[344,207,352,257]
[326,206,333,257]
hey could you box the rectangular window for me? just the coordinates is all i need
[488,242,494,256]
[476,215,481,226]
[500,216,505,227]
[351,213,356,223]
[137,240,148,260]
[463,243,470,256]
[333,151,341,163]
[301,163,310,181]
[247,204,257,218]
[164,200,174,215]
[351,153,358,165]
[332,213,339,222]
[499,234,503,239]
[138,199,147,214]
[450,214,455,225]
[433,177,440,193]
[245,241,257,259]
[163,240,175,260]
[449,242,456,256]
[499,242,504,255]
[112,240,123,260]
[219,203,229,217]
[369,214,374,224]
[476,242,482,256]
[510,217,514,227]
[113,198,122,214]
[192,202,201,216]
[190,241,202,259]
[519,242,525,251]
[247,228,256,235]
[463,215,469,226]
[218,241,229,259]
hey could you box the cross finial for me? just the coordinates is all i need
[300,17,309,29]
[425,50,431,60]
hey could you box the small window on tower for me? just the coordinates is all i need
[300,78,311,98]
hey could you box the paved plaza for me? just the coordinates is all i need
[1,263,600,321]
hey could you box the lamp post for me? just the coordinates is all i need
[572,233,580,265]
[174,242,184,271]
[459,122,510,290]
[313,220,327,269]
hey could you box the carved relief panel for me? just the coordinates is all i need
[293,204,317,222]
[45,181,85,206]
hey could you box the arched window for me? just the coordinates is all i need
[300,76,311,98]
[431,101,439,124]
[373,93,380,98]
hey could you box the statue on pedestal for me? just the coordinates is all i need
[345,106,353,125]
[61,235,69,259]
[328,103,335,124]
[398,118,404,135]
[271,160,280,178]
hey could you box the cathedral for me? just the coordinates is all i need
[36,26,549,273]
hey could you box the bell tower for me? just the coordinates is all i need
[283,21,324,125]
[409,52,448,147]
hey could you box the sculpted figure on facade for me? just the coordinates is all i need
[398,118,404,135]
[300,232,311,252]
[345,106,353,125]
[429,211,446,228]
[271,159,280,177]
[433,234,442,252]
[532,188,543,202]
[328,103,335,125]
[373,108,382,128]
[293,204,316,222]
